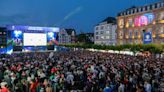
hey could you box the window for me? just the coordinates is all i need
[96,27,99,30]
[101,36,104,39]
[147,14,154,24]
[137,8,139,12]
[119,31,123,38]
[143,7,145,11]
[96,36,99,39]
[145,6,147,11]
[139,8,141,12]
[141,7,143,12]
[128,18,133,27]
[124,12,126,15]
[135,9,137,13]
[135,31,138,37]
[106,31,109,34]
[155,3,158,8]
[119,19,124,28]
[106,36,109,39]
[129,31,132,38]
[131,10,133,14]
[147,6,150,10]
[100,31,104,34]
[157,3,161,8]
[96,32,99,35]
[161,2,164,7]
[160,27,164,34]
[100,26,104,30]
[152,5,155,9]
[150,5,152,10]
[159,12,164,20]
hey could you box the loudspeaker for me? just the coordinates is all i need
[13,46,22,51]
[47,45,54,50]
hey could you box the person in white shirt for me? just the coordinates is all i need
[144,81,152,92]
[118,82,125,92]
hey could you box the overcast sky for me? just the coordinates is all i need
[0,0,160,33]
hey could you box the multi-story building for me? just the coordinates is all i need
[117,1,164,45]
[0,27,12,53]
[94,17,117,45]
[58,28,76,44]
[0,27,7,48]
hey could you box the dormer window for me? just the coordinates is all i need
[143,7,145,11]
[135,9,137,13]
[157,3,161,8]
[127,11,129,15]
[139,8,141,12]
[152,5,155,9]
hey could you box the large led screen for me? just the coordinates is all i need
[23,33,47,46]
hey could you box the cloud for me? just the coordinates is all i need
[57,6,83,26]
[64,6,82,20]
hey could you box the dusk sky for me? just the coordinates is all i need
[0,0,160,33]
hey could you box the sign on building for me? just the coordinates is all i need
[143,32,152,44]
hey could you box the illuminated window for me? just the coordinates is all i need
[147,14,154,23]
[160,27,164,34]
[101,36,104,39]
[128,18,133,27]
[126,22,129,28]
[106,36,109,39]
[159,12,164,20]
[119,31,123,39]
[140,16,148,25]
[119,19,124,28]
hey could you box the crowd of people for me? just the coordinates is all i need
[0,50,163,92]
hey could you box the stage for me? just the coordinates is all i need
[1,25,60,54]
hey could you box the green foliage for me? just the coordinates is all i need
[59,43,164,54]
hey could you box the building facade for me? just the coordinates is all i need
[94,17,117,45]
[58,29,76,44]
[117,1,164,45]
[0,27,7,49]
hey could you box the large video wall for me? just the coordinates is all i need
[7,25,59,51]
[23,33,47,46]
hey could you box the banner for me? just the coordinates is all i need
[143,32,152,44]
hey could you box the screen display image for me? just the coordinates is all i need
[12,30,23,46]
[23,33,47,46]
